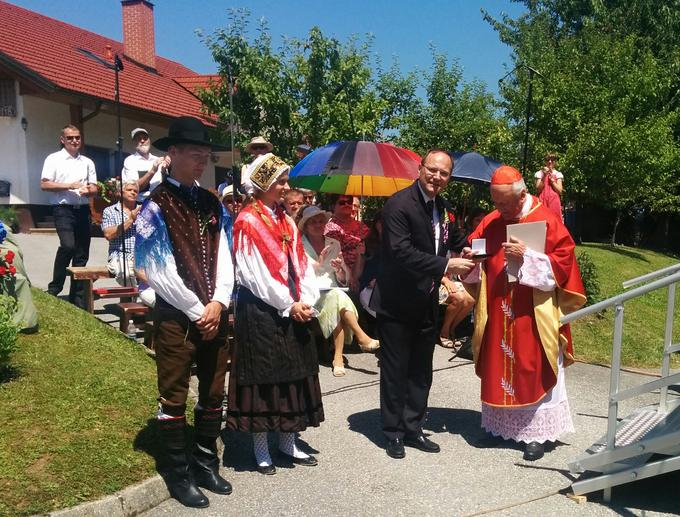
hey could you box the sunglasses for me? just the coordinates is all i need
[250,145,268,151]
[336,199,353,206]
[64,135,81,141]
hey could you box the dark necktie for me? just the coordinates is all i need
[426,200,436,235]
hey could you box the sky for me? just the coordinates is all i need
[9,0,526,96]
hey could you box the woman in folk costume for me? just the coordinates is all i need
[227,153,324,475]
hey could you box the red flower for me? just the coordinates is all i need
[447,210,456,223]
[4,250,14,264]
[210,216,218,226]
[0,266,6,276]
[8,265,16,275]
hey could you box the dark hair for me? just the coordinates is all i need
[328,193,354,207]
[544,151,558,162]
[420,148,453,169]
[364,210,384,257]
[61,124,80,137]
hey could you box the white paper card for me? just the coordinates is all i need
[471,238,486,255]
[505,221,546,282]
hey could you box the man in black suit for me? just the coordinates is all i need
[370,149,475,459]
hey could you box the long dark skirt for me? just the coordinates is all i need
[226,287,325,433]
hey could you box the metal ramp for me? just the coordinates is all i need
[561,263,680,502]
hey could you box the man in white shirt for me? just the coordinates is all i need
[40,124,97,310]
[121,128,170,202]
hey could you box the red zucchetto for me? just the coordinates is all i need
[490,165,523,185]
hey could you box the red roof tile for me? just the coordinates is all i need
[0,0,214,121]
[173,75,222,94]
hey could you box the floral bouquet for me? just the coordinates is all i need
[97,177,121,203]
[0,249,17,290]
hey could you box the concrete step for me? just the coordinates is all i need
[36,221,55,228]
[28,227,57,234]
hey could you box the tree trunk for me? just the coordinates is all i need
[610,208,622,246]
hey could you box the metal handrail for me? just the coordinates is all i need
[563,262,680,503]
[561,269,680,325]
[622,262,680,290]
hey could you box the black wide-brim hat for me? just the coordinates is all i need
[153,116,228,151]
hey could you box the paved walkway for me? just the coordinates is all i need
[14,233,680,517]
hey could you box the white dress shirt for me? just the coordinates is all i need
[417,182,441,254]
[121,152,162,201]
[40,148,97,205]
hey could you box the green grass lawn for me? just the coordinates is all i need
[572,243,680,368]
[0,290,160,516]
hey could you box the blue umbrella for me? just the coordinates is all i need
[450,151,502,185]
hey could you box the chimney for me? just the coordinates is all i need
[121,0,156,69]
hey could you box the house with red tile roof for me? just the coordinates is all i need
[0,0,233,228]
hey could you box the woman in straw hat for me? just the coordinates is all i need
[227,153,324,475]
[298,205,380,377]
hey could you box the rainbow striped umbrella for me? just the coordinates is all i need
[288,141,421,197]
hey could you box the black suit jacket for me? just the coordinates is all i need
[370,181,467,324]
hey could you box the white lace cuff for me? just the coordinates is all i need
[518,249,555,291]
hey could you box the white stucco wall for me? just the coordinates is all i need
[8,93,217,206]
[0,80,29,205]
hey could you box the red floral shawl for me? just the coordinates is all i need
[234,199,309,299]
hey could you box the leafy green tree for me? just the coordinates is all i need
[396,50,512,219]
[485,1,680,245]
[198,9,410,164]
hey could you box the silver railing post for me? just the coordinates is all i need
[604,303,625,503]
[660,283,675,413]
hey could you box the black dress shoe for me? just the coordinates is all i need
[256,464,277,475]
[386,438,405,459]
[279,452,318,466]
[523,441,544,461]
[404,434,440,453]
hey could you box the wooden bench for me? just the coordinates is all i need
[93,286,139,302]
[66,266,112,313]
[116,302,151,335]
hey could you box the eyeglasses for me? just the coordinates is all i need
[287,201,303,206]
[64,135,81,141]
[421,164,451,177]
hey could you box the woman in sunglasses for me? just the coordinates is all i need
[324,195,370,294]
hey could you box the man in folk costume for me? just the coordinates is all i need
[227,153,324,475]
[135,116,234,508]
[462,165,586,461]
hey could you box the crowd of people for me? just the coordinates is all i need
[35,116,584,509]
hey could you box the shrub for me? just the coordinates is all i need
[0,294,19,372]
[577,251,601,305]
[0,207,18,232]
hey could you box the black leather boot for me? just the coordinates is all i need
[158,416,210,508]
[192,408,232,495]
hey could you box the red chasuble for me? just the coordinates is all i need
[468,196,586,407]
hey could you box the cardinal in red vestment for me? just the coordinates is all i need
[462,166,586,461]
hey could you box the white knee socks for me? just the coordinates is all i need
[278,432,309,459]
[253,432,272,467]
